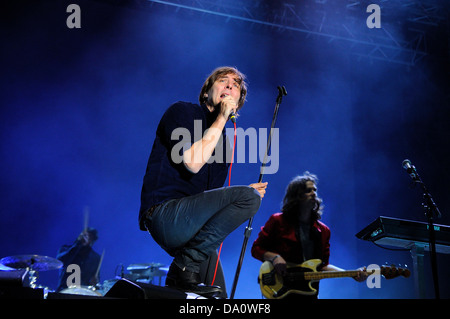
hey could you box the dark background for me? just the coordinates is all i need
[1,0,449,299]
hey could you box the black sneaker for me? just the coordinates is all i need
[166,263,222,298]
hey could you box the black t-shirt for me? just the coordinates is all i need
[138,101,231,230]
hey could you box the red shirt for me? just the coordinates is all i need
[251,212,331,266]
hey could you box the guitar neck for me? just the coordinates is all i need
[304,270,359,281]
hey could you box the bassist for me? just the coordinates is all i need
[251,172,368,299]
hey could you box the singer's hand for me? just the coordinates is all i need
[220,95,237,121]
[249,182,268,198]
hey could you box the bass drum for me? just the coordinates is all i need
[59,285,102,296]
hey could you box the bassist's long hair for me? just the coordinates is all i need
[281,172,323,224]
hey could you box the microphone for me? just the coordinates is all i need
[402,159,419,181]
[229,112,236,124]
[403,159,441,218]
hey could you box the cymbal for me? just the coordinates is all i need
[0,255,63,271]
[0,263,14,271]
[126,262,165,271]
[126,263,168,277]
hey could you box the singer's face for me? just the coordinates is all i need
[206,73,241,108]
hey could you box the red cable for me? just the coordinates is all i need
[228,121,237,186]
[211,121,236,286]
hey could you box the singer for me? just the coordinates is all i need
[138,66,267,297]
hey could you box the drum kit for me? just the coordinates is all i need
[0,209,170,298]
[0,254,168,298]
[0,209,171,298]
[0,254,63,298]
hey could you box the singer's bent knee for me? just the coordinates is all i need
[236,186,261,217]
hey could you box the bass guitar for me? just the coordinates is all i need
[258,258,410,299]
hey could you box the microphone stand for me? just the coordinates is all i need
[229,86,287,299]
[411,168,441,299]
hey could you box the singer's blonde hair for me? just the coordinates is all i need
[199,66,248,111]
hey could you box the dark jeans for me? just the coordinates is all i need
[144,186,261,273]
